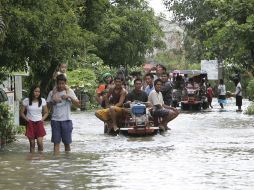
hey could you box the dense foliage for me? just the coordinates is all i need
[163,0,254,106]
[96,0,164,68]
[68,68,97,102]
[0,103,15,145]
[0,0,89,94]
[245,102,254,115]
[164,0,254,72]
[0,0,163,95]
[247,78,254,101]
[0,14,5,35]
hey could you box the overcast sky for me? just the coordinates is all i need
[148,0,171,19]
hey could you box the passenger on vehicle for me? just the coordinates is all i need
[174,74,184,89]
[187,78,199,89]
[160,72,173,106]
[156,64,167,79]
[95,77,127,131]
[186,78,194,89]
[126,78,148,103]
[95,73,113,108]
[199,79,207,96]
[144,73,154,96]
[183,74,189,83]
[148,79,179,131]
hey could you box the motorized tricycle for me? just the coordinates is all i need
[104,102,159,136]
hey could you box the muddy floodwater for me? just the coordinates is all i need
[1,99,254,190]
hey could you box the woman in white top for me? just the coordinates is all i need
[218,79,227,109]
[20,85,48,153]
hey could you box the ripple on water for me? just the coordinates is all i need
[1,102,254,190]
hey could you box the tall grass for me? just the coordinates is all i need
[244,102,254,115]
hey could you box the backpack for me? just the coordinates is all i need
[0,88,8,102]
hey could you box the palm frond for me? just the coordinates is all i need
[0,15,5,33]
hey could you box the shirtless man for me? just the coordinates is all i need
[95,77,127,131]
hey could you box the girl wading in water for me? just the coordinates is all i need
[20,85,49,153]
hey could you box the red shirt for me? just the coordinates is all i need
[207,87,213,97]
[96,84,106,94]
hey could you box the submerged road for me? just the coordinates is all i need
[0,99,254,190]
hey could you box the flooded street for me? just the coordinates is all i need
[1,99,254,190]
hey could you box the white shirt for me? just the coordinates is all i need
[47,89,78,121]
[218,84,226,95]
[23,98,46,121]
[148,89,164,109]
[145,85,154,96]
[235,82,242,96]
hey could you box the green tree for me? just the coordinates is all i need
[164,0,216,63]
[81,0,110,31]
[164,0,254,72]
[0,0,88,93]
[202,0,254,70]
[0,14,5,42]
[0,103,15,145]
[81,0,164,68]
[0,15,5,33]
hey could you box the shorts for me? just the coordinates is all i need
[51,120,73,144]
[101,100,106,108]
[95,106,124,122]
[207,95,212,103]
[26,120,46,139]
[236,96,242,106]
[152,109,170,117]
[164,99,172,106]
[218,95,227,104]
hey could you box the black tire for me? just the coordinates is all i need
[172,100,178,108]
[181,103,189,110]
[202,101,209,110]
[193,103,201,111]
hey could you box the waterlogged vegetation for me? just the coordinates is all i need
[245,78,254,114]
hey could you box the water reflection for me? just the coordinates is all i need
[0,100,254,189]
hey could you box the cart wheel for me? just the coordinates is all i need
[181,103,189,110]
[202,102,209,110]
[194,104,201,111]
[104,123,108,134]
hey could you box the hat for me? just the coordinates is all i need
[102,73,112,79]
[102,73,112,84]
